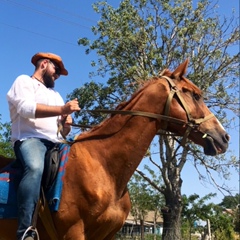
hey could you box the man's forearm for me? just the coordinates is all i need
[35,104,63,118]
[35,99,80,118]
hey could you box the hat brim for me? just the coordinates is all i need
[31,52,68,76]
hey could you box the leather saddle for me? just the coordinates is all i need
[41,143,61,190]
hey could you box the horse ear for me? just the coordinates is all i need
[172,59,189,78]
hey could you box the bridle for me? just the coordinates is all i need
[159,75,214,145]
[71,75,214,146]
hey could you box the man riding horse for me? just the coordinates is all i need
[6,52,80,240]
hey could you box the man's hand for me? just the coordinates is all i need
[59,115,73,138]
[36,98,81,118]
[61,98,81,115]
[62,115,73,126]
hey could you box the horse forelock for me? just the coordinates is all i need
[161,68,202,96]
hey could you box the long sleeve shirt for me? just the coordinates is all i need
[7,74,65,143]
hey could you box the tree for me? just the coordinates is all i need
[69,0,239,239]
[219,194,240,233]
[128,167,164,239]
[181,194,237,239]
[181,193,216,239]
[234,205,240,233]
[209,204,235,240]
[0,115,14,158]
[219,194,240,209]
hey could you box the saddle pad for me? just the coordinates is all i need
[0,143,70,219]
[0,164,22,218]
[46,143,70,211]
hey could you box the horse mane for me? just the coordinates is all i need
[115,77,158,111]
[75,69,201,142]
[75,77,160,141]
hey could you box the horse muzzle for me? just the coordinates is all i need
[203,133,230,156]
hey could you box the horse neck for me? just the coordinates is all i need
[77,80,168,196]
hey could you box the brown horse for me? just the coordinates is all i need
[0,60,229,239]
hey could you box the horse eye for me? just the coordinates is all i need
[193,93,201,101]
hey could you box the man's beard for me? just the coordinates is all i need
[43,71,55,88]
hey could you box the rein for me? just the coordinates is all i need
[71,75,214,146]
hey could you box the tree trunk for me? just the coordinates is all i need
[140,219,144,240]
[161,204,182,239]
[161,169,183,240]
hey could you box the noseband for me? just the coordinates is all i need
[73,75,214,146]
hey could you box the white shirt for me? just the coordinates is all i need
[7,74,65,143]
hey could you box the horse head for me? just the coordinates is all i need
[160,59,229,156]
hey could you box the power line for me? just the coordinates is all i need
[0,0,99,47]
[27,0,97,23]
[0,21,80,47]
[0,0,96,30]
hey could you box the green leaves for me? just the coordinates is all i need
[182,193,236,239]
[0,115,14,158]
[219,194,240,209]
[128,172,164,221]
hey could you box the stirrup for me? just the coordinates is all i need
[21,226,40,240]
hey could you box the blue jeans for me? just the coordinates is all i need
[14,138,55,239]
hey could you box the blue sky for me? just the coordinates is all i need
[0,0,239,204]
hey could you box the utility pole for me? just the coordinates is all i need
[207,219,211,240]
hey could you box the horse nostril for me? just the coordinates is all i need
[224,133,230,143]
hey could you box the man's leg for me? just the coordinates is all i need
[14,138,50,240]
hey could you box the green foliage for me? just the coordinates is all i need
[181,194,237,239]
[127,172,163,237]
[210,205,235,240]
[128,172,164,221]
[0,115,14,158]
[75,0,239,131]
[182,193,217,221]
[181,193,216,238]
[219,194,240,209]
[219,194,240,233]
[234,207,240,233]
[144,235,162,240]
[67,81,118,126]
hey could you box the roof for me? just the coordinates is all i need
[126,211,163,224]
[125,220,155,226]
